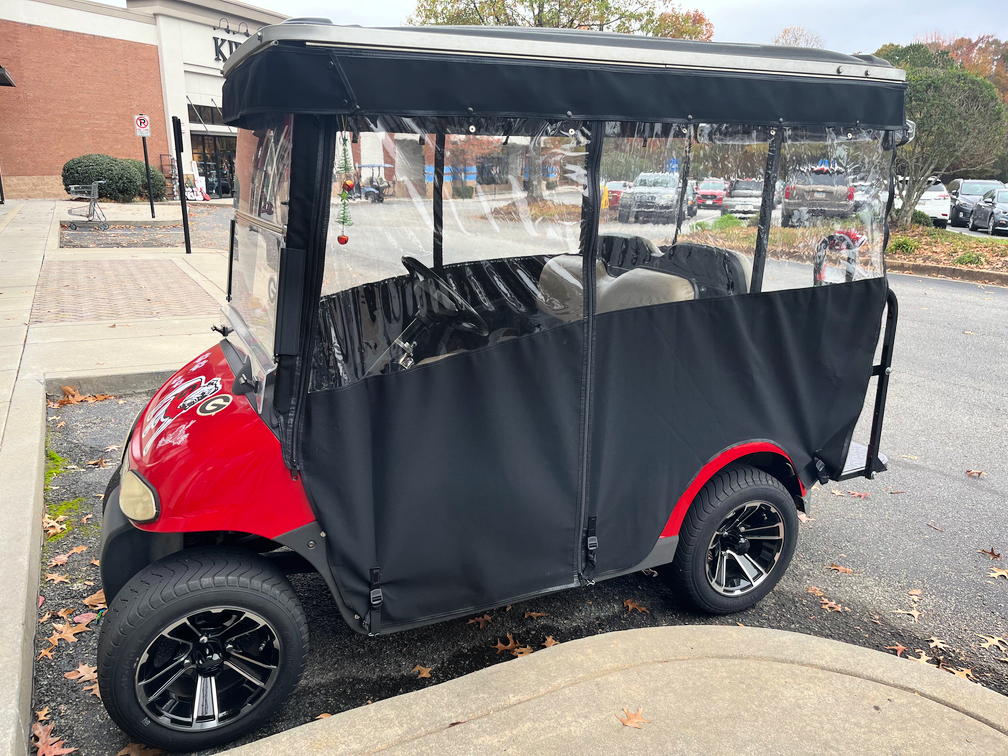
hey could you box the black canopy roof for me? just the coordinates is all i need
[222,22,906,130]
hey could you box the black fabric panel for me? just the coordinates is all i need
[223,46,906,130]
[300,322,584,628]
[588,278,887,576]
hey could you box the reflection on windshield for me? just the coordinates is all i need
[962,182,1002,195]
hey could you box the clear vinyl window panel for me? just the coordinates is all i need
[313,117,589,392]
[234,115,292,228]
[764,128,888,291]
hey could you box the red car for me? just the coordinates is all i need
[697,178,727,208]
[606,180,631,209]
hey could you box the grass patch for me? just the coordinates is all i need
[953,251,986,267]
[45,447,68,488]
[45,496,86,543]
[711,213,743,230]
[888,236,920,255]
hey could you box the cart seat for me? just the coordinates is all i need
[538,254,695,319]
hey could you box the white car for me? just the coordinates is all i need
[916,182,950,228]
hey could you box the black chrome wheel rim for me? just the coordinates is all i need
[135,608,280,731]
[706,501,786,596]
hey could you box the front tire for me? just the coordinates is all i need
[97,548,308,752]
[661,465,798,614]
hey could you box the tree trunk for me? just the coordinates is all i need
[528,136,544,200]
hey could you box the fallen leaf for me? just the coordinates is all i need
[928,637,949,650]
[64,663,97,683]
[37,646,55,661]
[491,634,519,654]
[892,609,923,622]
[72,612,97,624]
[38,612,51,624]
[31,722,77,755]
[83,682,100,699]
[411,664,431,679]
[542,636,559,648]
[624,599,649,614]
[83,581,94,586]
[48,554,69,567]
[45,574,69,585]
[69,545,86,555]
[314,714,332,720]
[950,667,976,681]
[821,599,844,613]
[38,595,44,608]
[56,608,74,619]
[467,614,492,629]
[908,589,922,596]
[52,622,91,644]
[512,646,533,657]
[81,516,94,525]
[989,567,1008,580]
[886,644,907,657]
[830,489,845,497]
[796,511,812,523]
[975,634,1008,651]
[807,586,825,597]
[36,706,49,722]
[104,445,119,452]
[900,455,918,460]
[85,459,106,468]
[56,422,65,429]
[911,650,934,666]
[524,611,548,619]
[829,563,852,574]
[966,470,987,479]
[979,546,1001,561]
[616,706,651,729]
[963,330,975,335]
[847,491,870,499]
[89,559,99,567]
[82,589,106,609]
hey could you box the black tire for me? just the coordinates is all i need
[968,212,978,231]
[618,207,630,224]
[935,220,948,229]
[780,212,791,228]
[661,465,798,614]
[97,547,308,752]
[988,215,995,236]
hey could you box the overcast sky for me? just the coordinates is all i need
[101,0,1008,54]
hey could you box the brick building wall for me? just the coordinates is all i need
[0,20,169,199]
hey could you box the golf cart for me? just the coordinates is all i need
[96,20,906,751]
[360,162,392,202]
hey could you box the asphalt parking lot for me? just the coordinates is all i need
[33,271,1008,755]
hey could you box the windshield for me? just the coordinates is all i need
[925,183,946,193]
[962,181,1002,195]
[635,174,677,188]
[700,180,723,190]
[732,180,762,192]
[998,191,1008,203]
[227,113,292,390]
[801,172,846,186]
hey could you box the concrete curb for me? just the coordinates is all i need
[225,626,1008,756]
[59,220,179,229]
[888,260,1008,286]
[43,370,175,398]
[0,378,47,756]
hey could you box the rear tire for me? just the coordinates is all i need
[968,212,978,231]
[935,220,947,229]
[661,465,798,614]
[97,547,308,752]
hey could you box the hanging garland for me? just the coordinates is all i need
[336,132,354,244]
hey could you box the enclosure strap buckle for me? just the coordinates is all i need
[585,516,598,571]
[368,567,382,634]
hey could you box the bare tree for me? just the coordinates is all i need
[772,26,825,49]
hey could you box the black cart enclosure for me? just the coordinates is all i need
[221,23,906,634]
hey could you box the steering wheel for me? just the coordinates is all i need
[401,256,489,336]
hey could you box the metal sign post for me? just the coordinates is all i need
[135,114,155,218]
[172,116,192,255]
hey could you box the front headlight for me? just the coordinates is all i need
[119,470,159,522]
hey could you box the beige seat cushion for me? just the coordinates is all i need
[727,250,753,292]
[597,267,695,313]
[538,256,613,321]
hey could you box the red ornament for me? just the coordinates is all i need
[337,234,349,245]
[342,179,355,193]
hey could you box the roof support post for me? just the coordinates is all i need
[751,125,783,294]
[433,131,445,274]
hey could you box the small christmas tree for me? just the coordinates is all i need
[337,132,354,175]
[336,132,353,244]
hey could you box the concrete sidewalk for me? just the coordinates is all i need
[229,626,1008,756]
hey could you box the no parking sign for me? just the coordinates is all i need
[134,114,151,137]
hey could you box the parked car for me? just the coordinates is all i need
[781,168,854,226]
[618,172,695,224]
[948,179,1005,227]
[968,187,1008,235]
[722,178,763,217]
[696,178,726,209]
[606,180,631,209]
[914,182,950,228]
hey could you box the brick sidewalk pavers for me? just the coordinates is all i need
[30,259,219,323]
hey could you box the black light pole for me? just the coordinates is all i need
[141,134,156,218]
[172,116,192,255]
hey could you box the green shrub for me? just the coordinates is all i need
[103,160,142,202]
[451,184,474,199]
[691,220,711,232]
[122,158,167,201]
[953,251,986,267]
[61,154,118,195]
[888,236,920,254]
[712,213,742,230]
[911,209,934,227]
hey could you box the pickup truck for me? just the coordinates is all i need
[781,169,854,227]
